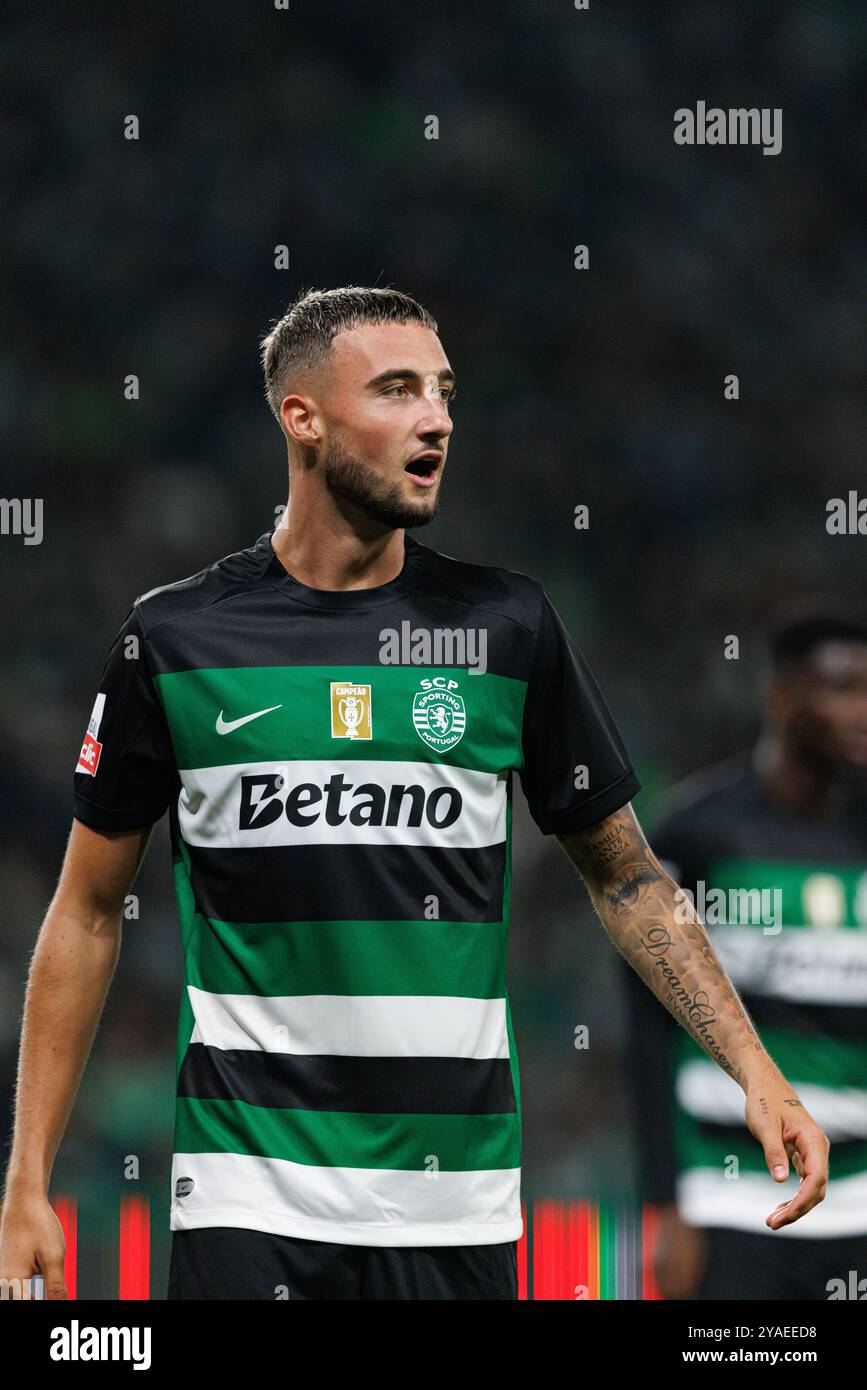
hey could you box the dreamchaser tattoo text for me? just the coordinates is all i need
[638,921,737,1079]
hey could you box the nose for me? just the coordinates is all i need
[418,393,453,443]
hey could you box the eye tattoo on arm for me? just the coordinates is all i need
[608,863,665,913]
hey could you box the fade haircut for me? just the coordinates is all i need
[259,285,439,426]
[769,615,867,671]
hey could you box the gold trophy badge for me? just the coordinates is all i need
[330,682,373,739]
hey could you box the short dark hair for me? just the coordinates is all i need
[259,285,439,425]
[769,614,867,669]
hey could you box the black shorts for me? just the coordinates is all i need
[167,1226,518,1300]
[695,1226,867,1300]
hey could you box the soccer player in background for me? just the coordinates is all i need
[622,617,867,1299]
[0,287,831,1300]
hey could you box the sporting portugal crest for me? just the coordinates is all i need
[412,677,466,752]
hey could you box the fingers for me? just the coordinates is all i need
[761,1137,789,1183]
[37,1247,68,1300]
[781,1139,805,1179]
[765,1129,829,1230]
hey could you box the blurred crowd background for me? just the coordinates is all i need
[1,0,864,1295]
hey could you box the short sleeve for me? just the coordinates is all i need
[518,589,640,834]
[73,603,179,831]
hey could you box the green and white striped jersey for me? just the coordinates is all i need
[73,527,638,1246]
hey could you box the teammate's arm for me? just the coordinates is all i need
[0,818,154,1299]
[556,802,830,1231]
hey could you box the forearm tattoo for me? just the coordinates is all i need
[558,807,771,1090]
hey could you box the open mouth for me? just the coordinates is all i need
[404,454,441,485]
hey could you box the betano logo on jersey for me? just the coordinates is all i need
[239,770,463,831]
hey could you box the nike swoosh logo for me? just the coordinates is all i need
[215,705,283,735]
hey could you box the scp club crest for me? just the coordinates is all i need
[412,677,466,752]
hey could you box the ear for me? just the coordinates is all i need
[280,393,320,449]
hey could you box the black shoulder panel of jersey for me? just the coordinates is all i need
[133,529,281,637]
[408,537,544,635]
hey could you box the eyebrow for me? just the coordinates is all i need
[365,367,457,390]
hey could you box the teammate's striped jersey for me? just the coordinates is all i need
[623,757,867,1239]
[72,526,638,1247]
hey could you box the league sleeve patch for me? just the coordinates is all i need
[76,692,106,776]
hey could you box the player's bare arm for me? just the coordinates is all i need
[0,819,154,1299]
[556,803,830,1232]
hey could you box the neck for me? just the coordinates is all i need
[753,732,844,819]
[270,499,406,591]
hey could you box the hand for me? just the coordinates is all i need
[744,1073,830,1229]
[0,1192,68,1299]
[653,1204,707,1299]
